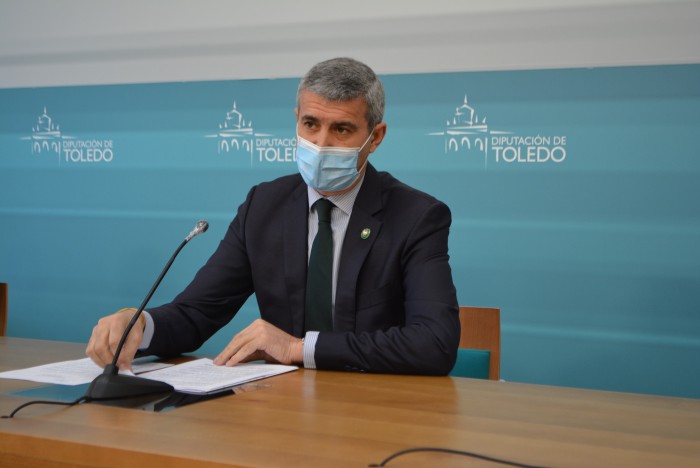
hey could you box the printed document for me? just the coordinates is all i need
[137,359,297,394]
[0,357,297,394]
[0,357,172,386]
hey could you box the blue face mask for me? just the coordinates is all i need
[296,131,373,192]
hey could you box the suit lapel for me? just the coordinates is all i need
[334,165,383,332]
[284,181,309,337]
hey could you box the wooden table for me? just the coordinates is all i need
[1,337,699,467]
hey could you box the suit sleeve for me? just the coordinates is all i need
[314,200,460,375]
[142,187,257,357]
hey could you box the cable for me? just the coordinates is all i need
[368,447,550,468]
[1,396,88,419]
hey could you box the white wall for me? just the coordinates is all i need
[1,0,699,88]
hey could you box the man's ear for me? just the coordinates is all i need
[369,122,387,153]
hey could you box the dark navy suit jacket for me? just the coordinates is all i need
[145,164,460,375]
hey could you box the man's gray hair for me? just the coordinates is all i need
[297,57,385,130]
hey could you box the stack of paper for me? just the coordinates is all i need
[0,358,297,394]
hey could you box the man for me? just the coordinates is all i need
[87,57,460,375]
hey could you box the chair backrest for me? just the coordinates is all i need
[459,306,501,380]
[0,282,7,336]
[449,348,491,379]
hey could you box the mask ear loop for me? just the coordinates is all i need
[356,130,376,176]
[359,130,374,151]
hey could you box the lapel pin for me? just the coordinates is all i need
[361,228,371,239]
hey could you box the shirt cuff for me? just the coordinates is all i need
[139,311,154,350]
[303,331,319,369]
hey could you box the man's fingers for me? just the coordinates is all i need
[214,327,263,366]
[213,319,299,366]
[214,335,246,366]
[86,309,137,369]
[118,329,142,371]
[224,346,266,367]
[113,312,145,371]
[87,324,115,368]
[238,350,272,364]
[213,321,258,365]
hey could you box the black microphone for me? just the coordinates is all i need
[85,220,209,402]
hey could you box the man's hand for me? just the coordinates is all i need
[214,319,304,367]
[85,308,144,371]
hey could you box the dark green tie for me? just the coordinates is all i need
[305,198,334,332]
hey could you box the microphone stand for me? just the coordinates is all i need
[85,221,208,402]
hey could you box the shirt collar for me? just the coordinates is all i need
[306,176,364,216]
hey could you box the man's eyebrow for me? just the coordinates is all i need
[300,115,360,130]
[300,114,320,122]
[332,121,359,130]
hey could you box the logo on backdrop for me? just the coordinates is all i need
[204,101,296,166]
[429,95,567,168]
[20,107,115,165]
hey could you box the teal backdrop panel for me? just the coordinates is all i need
[1,64,698,398]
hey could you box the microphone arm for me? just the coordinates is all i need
[85,220,209,402]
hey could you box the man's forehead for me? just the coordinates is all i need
[298,91,368,125]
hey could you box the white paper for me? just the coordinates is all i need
[0,357,173,386]
[138,359,297,394]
